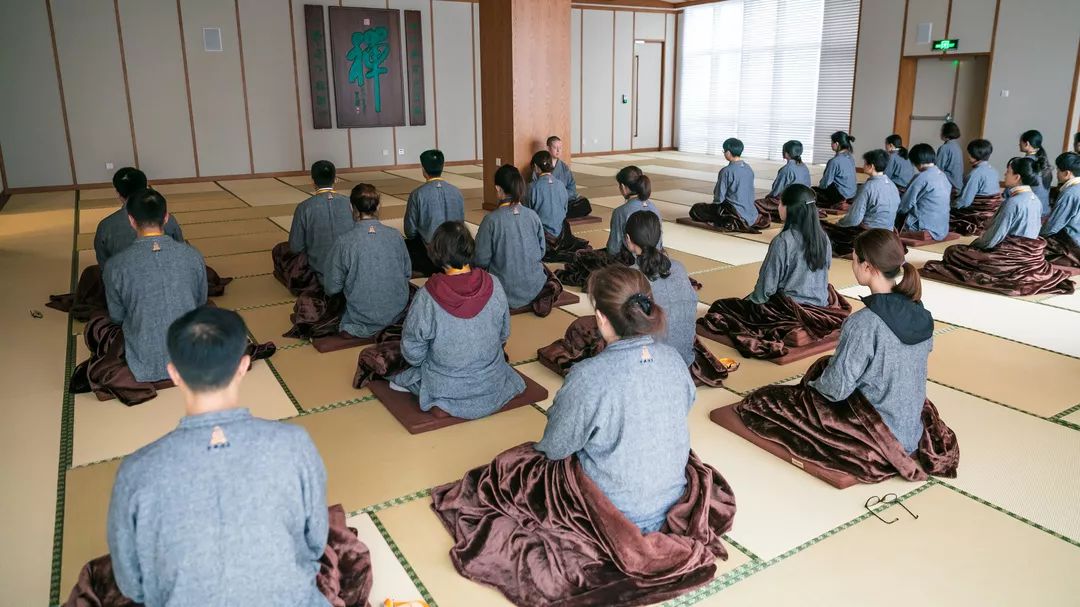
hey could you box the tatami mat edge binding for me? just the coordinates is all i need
[369,512,438,607]
[927,378,1080,429]
[931,479,1080,549]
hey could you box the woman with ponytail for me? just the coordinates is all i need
[884,134,915,191]
[698,184,851,360]
[755,140,812,221]
[555,166,662,288]
[432,263,736,604]
[922,157,1075,296]
[1019,129,1054,215]
[474,165,567,316]
[528,150,592,263]
[722,228,959,484]
[936,121,964,193]
[814,131,858,211]
[538,212,735,387]
[1041,152,1080,268]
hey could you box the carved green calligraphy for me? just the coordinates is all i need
[345,26,390,113]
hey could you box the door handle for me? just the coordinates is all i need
[910,113,953,121]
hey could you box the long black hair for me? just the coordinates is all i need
[625,211,671,280]
[782,140,804,164]
[831,131,855,153]
[780,184,829,271]
[1020,129,1052,187]
[616,166,651,201]
[886,134,908,159]
[1006,156,1040,188]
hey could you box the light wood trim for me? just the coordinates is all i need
[574,0,677,9]
[114,0,139,168]
[979,0,1001,136]
[45,0,77,185]
[1063,38,1080,151]
[673,0,730,10]
[288,0,307,169]
[944,0,953,38]
[893,57,918,142]
[175,0,201,177]
[0,139,9,193]
[234,0,255,174]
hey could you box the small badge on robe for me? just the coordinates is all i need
[512,206,520,215]
[208,426,230,450]
[151,241,161,252]
[640,345,653,364]
[368,225,377,234]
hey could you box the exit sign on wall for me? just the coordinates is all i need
[932,39,959,52]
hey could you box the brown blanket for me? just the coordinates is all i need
[820,222,866,258]
[949,193,1003,236]
[697,286,852,360]
[288,284,418,341]
[62,504,372,607]
[554,248,635,289]
[921,236,1076,296]
[430,443,735,607]
[733,356,959,483]
[544,219,594,264]
[351,327,408,389]
[1044,232,1080,269]
[509,266,566,318]
[688,202,771,233]
[536,316,731,388]
[47,265,232,323]
[813,185,850,213]
[272,241,320,296]
[754,196,782,223]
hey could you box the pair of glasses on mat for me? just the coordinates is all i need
[864,493,918,524]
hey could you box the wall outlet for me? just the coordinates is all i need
[916,22,932,44]
[382,149,389,156]
[1000,89,1009,97]
[398,148,405,155]
[105,162,114,170]
[495,158,501,166]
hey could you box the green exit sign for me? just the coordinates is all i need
[932,39,959,52]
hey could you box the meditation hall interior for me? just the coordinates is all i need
[4,0,1080,605]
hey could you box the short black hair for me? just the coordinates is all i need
[1007,156,1040,187]
[723,137,744,157]
[494,164,525,202]
[428,221,474,269]
[420,149,445,177]
[546,135,561,147]
[113,167,148,199]
[1055,152,1080,175]
[126,188,168,228]
[967,139,993,162]
[862,149,889,172]
[350,183,380,215]
[941,121,961,140]
[311,160,336,187]
[167,306,249,392]
[909,143,936,166]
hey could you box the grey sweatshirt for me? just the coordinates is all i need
[288,190,355,285]
[527,174,570,236]
[884,151,915,189]
[748,230,832,307]
[819,152,858,199]
[712,160,758,223]
[971,187,1041,250]
[323,219,412,338]
[474,204,548,309]
[403,179,466,242]
[636,259,697,366]
[607,198,663,255]
[838,174,900,229]
[536,336,694,533]
[1041,179,1080,242]
[95,205,184,267]
[899,166,952,240]
[936,139,964,192]
[394,280,526,419]
[809,295,933,454]
[107,408,329,607]
[954,161,1000,209]
[104,236,207,382]
[767,160,812,198]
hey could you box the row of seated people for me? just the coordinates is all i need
[66,229,959,606]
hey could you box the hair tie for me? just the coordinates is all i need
[628,293,652,315]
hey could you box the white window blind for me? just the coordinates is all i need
[678,0,860,164]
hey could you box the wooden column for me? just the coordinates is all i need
[478,0,571,209]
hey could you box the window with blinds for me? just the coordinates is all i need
[677,0,860,164]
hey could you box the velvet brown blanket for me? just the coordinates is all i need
[62,504,373,607]
[287,284,418,341]
[272,241,320,296]
[734,356,959,483]
[47,265,233,322]
[949,194,1003,236]
[544,219,594,264]
[509,266,565,318]
[555,248,635,289]
[813,185,850,213]
[697,286,852,360]
[921,236,1076,296]
[820,222,866,258]
[536,316,731,388]
[351,328,408,389]
[430,443,735,607]
[754,196,782,223]
[1044,232,1080,269]
[688,202,771,233]
[71,313,277,406]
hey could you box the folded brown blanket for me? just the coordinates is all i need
[430,443,736,607]
[921,236,1075,296]
[272,241,319,296]
[949,194,1003,236]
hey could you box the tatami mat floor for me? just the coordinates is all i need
[2,150,1077,605]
